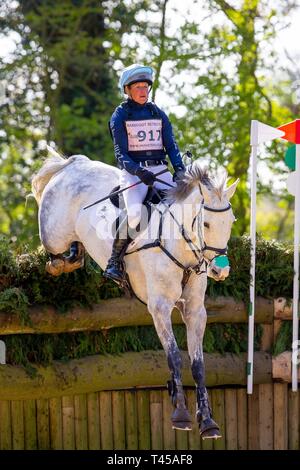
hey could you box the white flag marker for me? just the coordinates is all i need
[247,121,285,394]
[250,120,285,145]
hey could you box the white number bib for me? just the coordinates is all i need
[125,119,163,152]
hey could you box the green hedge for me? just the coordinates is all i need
[0,235,294,314]
[0,235,294,367]
[0,323,262,370]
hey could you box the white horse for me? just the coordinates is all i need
[31,149,238,439]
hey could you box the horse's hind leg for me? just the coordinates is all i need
[40,191,84,275]
[179,275,221,439]
[46,253,65,276]
[148,296,192,431]
[45,243,85,276]
[63,241,85,273]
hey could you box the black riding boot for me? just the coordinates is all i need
[103,216,132,282]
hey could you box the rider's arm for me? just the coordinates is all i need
[160,109,185,170]
[110,109,140,175]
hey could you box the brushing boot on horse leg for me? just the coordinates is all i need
[103,214,132,283]
[168,376,192,431]
[64,241,85,273]
[46,242,85,276]
[191,357,221,439]
[196,386,221,439]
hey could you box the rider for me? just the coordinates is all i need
[103,64,186,282]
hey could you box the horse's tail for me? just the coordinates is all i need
[31,146,76,204]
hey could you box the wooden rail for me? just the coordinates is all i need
[0,351,272,400]
[0,296,275,334]
[0,295,298,450]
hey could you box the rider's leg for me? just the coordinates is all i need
[103,169,148,282]
[121,169,148,231]
[151,164,174,190]
[103,211,131,282]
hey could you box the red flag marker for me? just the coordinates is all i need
[277,119,300,144]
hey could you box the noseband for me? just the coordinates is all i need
[195,202,232,261]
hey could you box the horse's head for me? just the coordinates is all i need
[198,176,238,281]
[166,161,238,281]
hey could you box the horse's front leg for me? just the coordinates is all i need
[147,293,192,431]
[179,274,221,439]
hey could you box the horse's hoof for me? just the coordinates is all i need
[201,427,222,439]
[63,258,84,273]
[171,408,192,431]
[199,418,221,440]
[46,259,64,276]
[172,421,192,431]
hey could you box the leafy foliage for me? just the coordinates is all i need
[0,0,141,248]
[0,235,122,320]
[273,321,293,356]
[207,235,294,300]
[0,235,294,317]
[1,1,298,247]
[0,323,262,368]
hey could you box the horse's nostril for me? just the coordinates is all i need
[212,269,218,276]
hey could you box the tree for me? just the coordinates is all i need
[0,0,298,246]
[0,0,142,247]
[170,0,297,235]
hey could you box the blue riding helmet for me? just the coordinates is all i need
[119,64,153,92]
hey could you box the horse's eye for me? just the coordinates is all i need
[204,222,209,229]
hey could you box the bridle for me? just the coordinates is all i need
[126,185,232,279]
[191,191,232,264]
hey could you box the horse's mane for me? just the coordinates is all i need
[166,160,227,203]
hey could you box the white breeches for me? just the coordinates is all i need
[120,164,174,229]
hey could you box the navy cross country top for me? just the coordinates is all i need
[109,98,184,175]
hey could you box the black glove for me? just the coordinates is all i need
[172,165,186,183]
[135,167,156,186]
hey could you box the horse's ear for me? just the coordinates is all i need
[225,179,239,200]
[199,182,212,203]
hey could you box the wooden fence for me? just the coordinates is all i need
[0,296,299,450]
[0,384,299,450]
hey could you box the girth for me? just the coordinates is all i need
[125,207,207,289]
